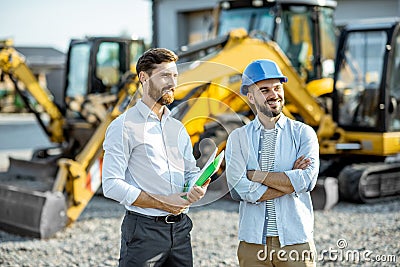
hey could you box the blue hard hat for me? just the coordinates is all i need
[240,59,288,95]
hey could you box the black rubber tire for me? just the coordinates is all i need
[338,165,364,203]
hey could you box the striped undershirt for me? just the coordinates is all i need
[260,128,278,237]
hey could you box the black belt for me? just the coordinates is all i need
[126,210,185,224]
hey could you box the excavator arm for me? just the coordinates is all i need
[54,82,142,224]
[0,69,141,237]
[0,37,144,238]
[0,40,65,143]
[174,29,340,149]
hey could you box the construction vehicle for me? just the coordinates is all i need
[171,1,400,208]
[173,0,337,154]
[0,37,145,238]
[1,0,399,239]
[332,18,400,203]
[1,0,338,238]
[171,0,338,200]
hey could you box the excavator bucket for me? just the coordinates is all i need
[0,158,67,238]
[6,157,58,179]
[0,185,67,238]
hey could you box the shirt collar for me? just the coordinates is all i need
[254,116,263,130]
[254,113,288,130]
[136,99,171,121]
[275,114,287,129]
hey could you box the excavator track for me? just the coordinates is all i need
[338,162,400,203]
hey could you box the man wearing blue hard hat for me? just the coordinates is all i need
[226,59,320,266]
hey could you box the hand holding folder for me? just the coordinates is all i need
[183,148,225,194]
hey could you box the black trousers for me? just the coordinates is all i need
[119,211,193,267]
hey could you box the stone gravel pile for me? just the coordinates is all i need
[0,192,399,267]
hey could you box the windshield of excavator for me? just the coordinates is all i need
[336,30,387,129]
[66,43,90,98]
[218,7,275,38]
[277,5,335,81]
[96,42,121,89]
[318,7,337,78]
[277,5,314,80]
[217,4,336,82]
[388,31,400,131]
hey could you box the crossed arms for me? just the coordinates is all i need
[133,155,307,210]
[247,155,310,202]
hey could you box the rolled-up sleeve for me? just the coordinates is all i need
[102,115,141,206]
[284,125,319,194]
[226,129,267,203]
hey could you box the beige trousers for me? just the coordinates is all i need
[237,237,316,267]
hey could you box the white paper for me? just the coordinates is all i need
[197,147,218,178]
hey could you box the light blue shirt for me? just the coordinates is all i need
[102,99,199,216]
[226,114,319,247]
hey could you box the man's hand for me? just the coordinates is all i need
[133,191,190,215]
[247,156,311,184]
[292,155,311,170]
[247,170,262,183]
[186,178,211,203]
[247,156,310,199]
[132,179,211,214]
[247,155,311,182]
[159,193,191,215]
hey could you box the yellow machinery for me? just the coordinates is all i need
[1,0,399,238]
[171,1,400,206]
[170,0,339,202]
[173,0,338,148]
[0,37,144,238]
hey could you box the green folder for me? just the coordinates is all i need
[183,150,225,193]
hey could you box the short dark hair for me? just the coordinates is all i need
[136,48,178,76]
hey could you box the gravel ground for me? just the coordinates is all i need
[0,191,399,267]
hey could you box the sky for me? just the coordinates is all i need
[0,0,152,53]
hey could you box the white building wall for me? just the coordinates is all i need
[153,0,217,50]
[335,0,400,25]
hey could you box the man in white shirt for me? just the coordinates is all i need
[102,48,210,267]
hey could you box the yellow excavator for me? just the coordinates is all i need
[0,37,145,238]
[171,1,400,208]
[1,0,399,239]
[171,0,339,206]
[173,0,337,148]
[1,0,335,238]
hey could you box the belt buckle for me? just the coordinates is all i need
[164,214,176,224]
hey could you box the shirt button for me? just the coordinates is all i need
[259,151,261,153]
[266,216,269,220]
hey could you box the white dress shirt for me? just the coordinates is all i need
[102,99,200,216]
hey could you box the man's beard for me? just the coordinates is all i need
[148,80,174,105]
[255,99,283,117]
